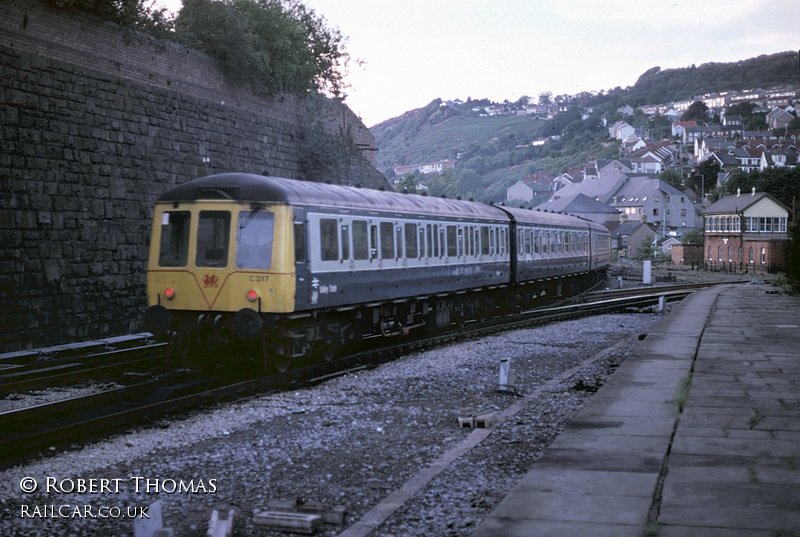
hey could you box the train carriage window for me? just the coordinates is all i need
[405,223,418,258]
[196,211,230,267]
[396,227,403,259]
[236,211,275,269]
[158,211,191,267]
[542,230,549,255]
[469,226,475,257]
[439,227,445,258]
[380,222,394,259]
[432,224,440,258]
[524,229,532,255]
[352,220,368,260]
[370,224,380,260]
[480,227,490,256]
[458,227,464,257]
[294,222,306,263]
[341,224,350,260]
[426,224,433,258]
[565,231,570,253]
[319,218,339,261]
[489,228,496,256]
[446,225,457,257]
[534,229,540,254]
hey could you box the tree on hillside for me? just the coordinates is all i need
[688,158,720,197]
[722,167,800,210]
[659,169,683,190]
[681,101,708,122]
[177,0,349,97]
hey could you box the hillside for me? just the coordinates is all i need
[374,99,547,167]
[372,51,798,203]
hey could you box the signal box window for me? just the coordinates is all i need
[236,211,274,269]
[158,211,191,267]
[196,211,231,267]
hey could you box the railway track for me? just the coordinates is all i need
[0,344,172,397]
[0,282,710,467]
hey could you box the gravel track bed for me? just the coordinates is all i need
[0,312,664,537]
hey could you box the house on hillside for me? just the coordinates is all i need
[611,220,658,259]
[766,107,795,130]
[700,190,790,272]
[507,181,534,203]
[609,121,635,141]
[609,178,699,231]
[535,193,620,228]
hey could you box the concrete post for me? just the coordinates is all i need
[643,260,652,284]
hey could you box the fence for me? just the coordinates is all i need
[688,261,785,274]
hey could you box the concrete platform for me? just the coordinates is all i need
[472,283,800,537]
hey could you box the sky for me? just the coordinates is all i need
[155,0,799,128]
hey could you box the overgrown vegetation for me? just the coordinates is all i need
[51,0,350,98]
[670,374,693,413]
[50,0,174,35]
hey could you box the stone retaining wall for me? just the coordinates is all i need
[0,0,386,351]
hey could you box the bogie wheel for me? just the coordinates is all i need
[316,339,339,362]
[263,337,290,373]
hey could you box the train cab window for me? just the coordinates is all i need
[352,220,368,260]
[319,218,339,261]
[236,211,274,269]
[196,211,230,267]
[380,222,394,259]
[158,211,191,267]
[405,223,418,258]
[446,225,457,257]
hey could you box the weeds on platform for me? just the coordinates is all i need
[748,408,765,429]
[669,374,692,414]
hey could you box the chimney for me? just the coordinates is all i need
[737,188,741,197]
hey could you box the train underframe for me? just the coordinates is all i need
[160,268,606,373]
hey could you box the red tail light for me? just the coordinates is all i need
[164,287,175,300]
[247,289,258,302]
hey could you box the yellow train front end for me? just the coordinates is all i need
[144,200,296,346]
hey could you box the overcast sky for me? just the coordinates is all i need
[157,0,799,127]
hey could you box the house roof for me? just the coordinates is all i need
[541,193,620,215]
[611,220,654,237]
[700,192,789,215]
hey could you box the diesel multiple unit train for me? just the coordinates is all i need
[144,173,610,371]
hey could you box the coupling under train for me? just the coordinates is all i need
[144,173,610,371]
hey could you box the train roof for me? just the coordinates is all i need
[501,205,609,232]
[158,173,508,220]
